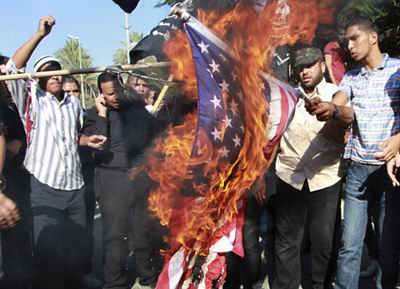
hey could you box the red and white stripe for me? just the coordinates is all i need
[156,202,244,289]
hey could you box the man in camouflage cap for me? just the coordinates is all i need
[271,46,346,289]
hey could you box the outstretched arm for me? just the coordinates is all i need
[305,91,354,126]
[12,16,56,69]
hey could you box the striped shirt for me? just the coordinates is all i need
[6,60,84,190]
[339,54,400,165]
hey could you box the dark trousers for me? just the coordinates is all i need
[379,180,400,289]
[225,195,263,289]
[1,170,32,289]
[94,167,133,289]
[130,173,165,287]
[272,179,340,289]
[30,175,87,289]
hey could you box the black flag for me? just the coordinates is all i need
[130,14,184,64]
[129,0,238,64]
[112,0,140,13]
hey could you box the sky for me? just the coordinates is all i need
[0,0,171,69]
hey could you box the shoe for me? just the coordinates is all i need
[131,278,155,289]
[81,273,103,288]
[359,259,378,278]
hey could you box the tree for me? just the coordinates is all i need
[55,39,97,107]
[113,31,144,65]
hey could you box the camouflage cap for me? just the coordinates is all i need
[293,47,323,68]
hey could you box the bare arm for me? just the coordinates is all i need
[324,53,337,85]
[305,91,354,126]
[12,16,55,69]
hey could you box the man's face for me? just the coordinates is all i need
[100,80,124,109]
[298,60,325,91]
[128,76,150,99]
[345,25,376,62]
[63,82,81,98]
[38,63,62,95]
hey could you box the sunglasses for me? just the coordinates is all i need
[64,90,80,93]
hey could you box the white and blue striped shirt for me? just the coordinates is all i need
[339,54,400,165]
[6,60,84,190]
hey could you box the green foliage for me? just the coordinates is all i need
[55,39,97,107]
[154,0,181,8]
[113,31,144,65]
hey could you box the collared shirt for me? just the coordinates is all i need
[275,78,346,191]
[83,100,156,170]
[6,60,84,190]
[339,54,400,165]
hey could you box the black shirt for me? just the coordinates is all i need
[83,100,156,170]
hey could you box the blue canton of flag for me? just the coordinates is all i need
[185,17,245,173]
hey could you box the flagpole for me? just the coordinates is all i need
[0,62,171,81]
[124,13,131,64]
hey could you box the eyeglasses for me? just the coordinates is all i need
[64,90,80,93]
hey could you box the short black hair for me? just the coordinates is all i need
[344,16,378,34]
[97,72,121,93]
[62,76,80,88]
[127,70,148,84]
[0,55,9,66]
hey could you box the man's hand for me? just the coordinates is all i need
[386,152,400,187]
[37,16,56,38]
[250,176,266,205]
[80,135,107,150]
[305,96,336,121]
[304,96,322,115]
[375,133,400,162]
[95,94,107,118]
[0,193,20,230]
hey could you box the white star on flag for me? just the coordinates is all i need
[223,115,232,128]
[209,60,220,73]
[232,134,241,147]
[197,41,210,54]
[210,95,222,110]
[211,127,222,141]
[220,146,230,158]
[219,79,230,93]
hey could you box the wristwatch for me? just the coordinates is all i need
[332,104,340,119]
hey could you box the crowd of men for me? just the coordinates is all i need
[0,9,399,289]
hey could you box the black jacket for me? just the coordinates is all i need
[83,100,156,170]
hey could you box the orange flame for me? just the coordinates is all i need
[141,0,321,256]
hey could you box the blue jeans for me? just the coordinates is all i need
[335,162,400,289]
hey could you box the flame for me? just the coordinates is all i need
[138,0,323,257]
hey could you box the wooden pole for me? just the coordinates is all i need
[0,61,171,81]
[152,74,174,116]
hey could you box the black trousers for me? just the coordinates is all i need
[130,172,166,287]
[30,175,87,289]
[95,167,133,289]
[224,195,263,289]
[272,179,340,289]
[1,170,32,289]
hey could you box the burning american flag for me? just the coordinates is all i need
[155,13,300,289]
